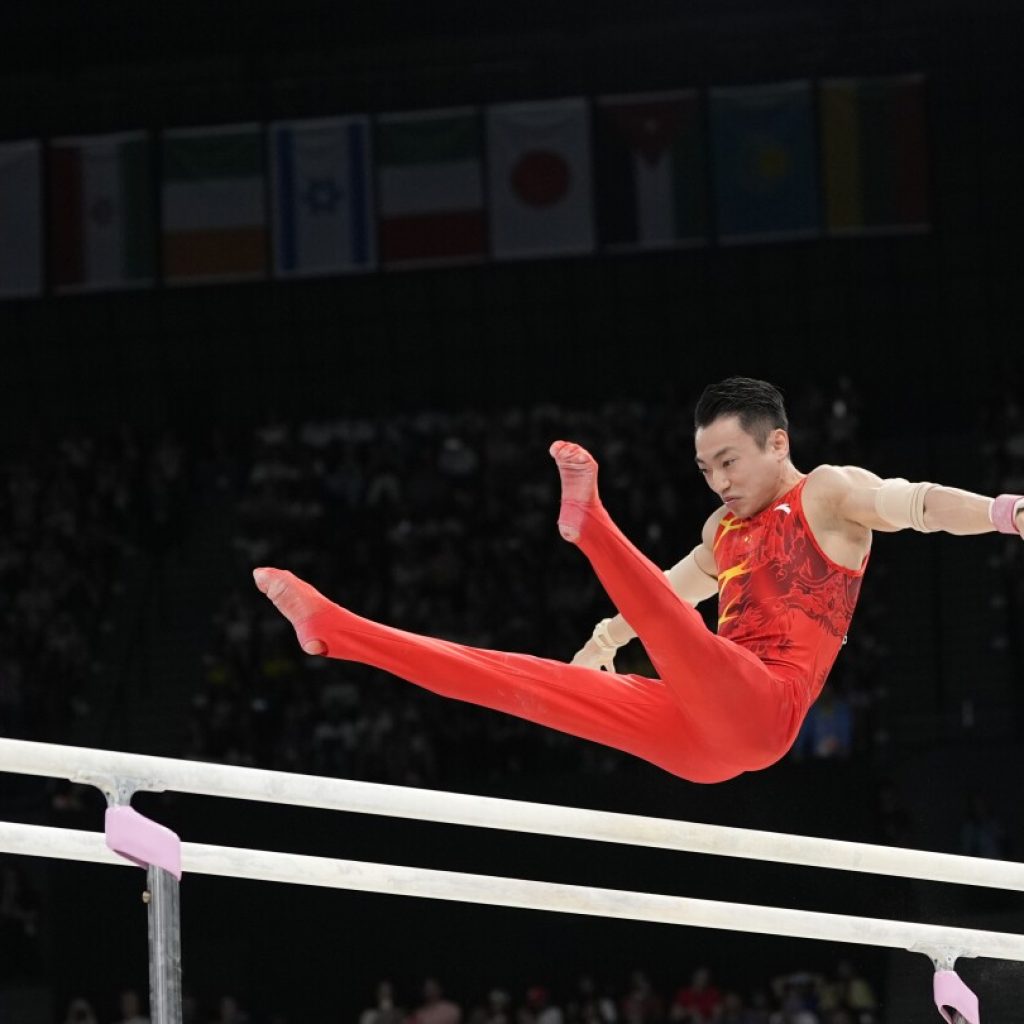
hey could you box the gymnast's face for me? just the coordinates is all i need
[694,414,790,518]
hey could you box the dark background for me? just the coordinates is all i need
[2,0,1022,435]
[2,1,1024,1023]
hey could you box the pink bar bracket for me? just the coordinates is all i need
[104,806,183,880]
[934,971,979,1024]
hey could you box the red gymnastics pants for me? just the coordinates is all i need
[296,502,804,783]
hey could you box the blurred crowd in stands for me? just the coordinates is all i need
[52,959,880,1024]
[0,429,190,745]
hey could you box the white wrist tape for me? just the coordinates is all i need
[874,478,938,532]
[664,548,720,605]
[591,618,626,653]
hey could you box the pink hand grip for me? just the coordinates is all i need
[990,494,1023,535]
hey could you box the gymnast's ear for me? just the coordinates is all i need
[767,428,790,459]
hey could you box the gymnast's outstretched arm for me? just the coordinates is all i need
[813,464,1024,537]
[571,510,722,671]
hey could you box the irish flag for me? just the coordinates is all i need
[487,98,594,260]
[375,108,485,266]
[820,75,930,235]
[49,131,155,292]
[595,91,708,250]
[270,116,375,276]
[0,140,42,299]
[161,124,267,283]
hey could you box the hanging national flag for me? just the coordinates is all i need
[161,124,267,284]
[49,131,155,292]
[709,81,820,244]
[375,108,485,267]
[487,98,594,260]
[0,141,42,299]
[270,117,375,276]
[820,75,929,235]
[594,91,708,250]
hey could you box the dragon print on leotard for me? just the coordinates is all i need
[713,476,866,704]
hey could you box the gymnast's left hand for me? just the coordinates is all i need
[571,637,616,672]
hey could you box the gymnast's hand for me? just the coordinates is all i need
[571,616,630,671]
[571,636,617,672]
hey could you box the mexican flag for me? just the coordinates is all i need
[0,140,42,299]
[161,124,267,283]
[594,91,708,250]
[49,131,155,292]
[487,98,594,259]
[375,108,485,266]
[270,116,376,276]
[820,75,930,235]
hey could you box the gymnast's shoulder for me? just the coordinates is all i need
[699,504,729,544]
[804,463,885,497]
[803,464,894,533]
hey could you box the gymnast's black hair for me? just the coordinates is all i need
[694,377,788,448]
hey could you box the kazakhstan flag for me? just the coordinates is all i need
[710,80,821,244]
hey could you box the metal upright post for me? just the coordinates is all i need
[146,864,183,1024]
[102,799,184,1024]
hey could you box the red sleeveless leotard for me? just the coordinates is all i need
[714,476,867,708]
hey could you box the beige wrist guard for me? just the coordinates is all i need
[591,618,627,653]
[664,548,719,605]
[875,478,939,532]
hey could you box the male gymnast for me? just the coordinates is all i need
[253,378,1024,783]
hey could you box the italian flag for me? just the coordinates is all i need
[375,108,485,266]
[820,75,930,235]
[161,124,267,283]
[49,131,154,292]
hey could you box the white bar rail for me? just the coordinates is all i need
[0,737,1018,892]
[1,821,1021,962]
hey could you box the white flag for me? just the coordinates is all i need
[270,117,375,277]
[0,141,42,298]
[487,98,595,260]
